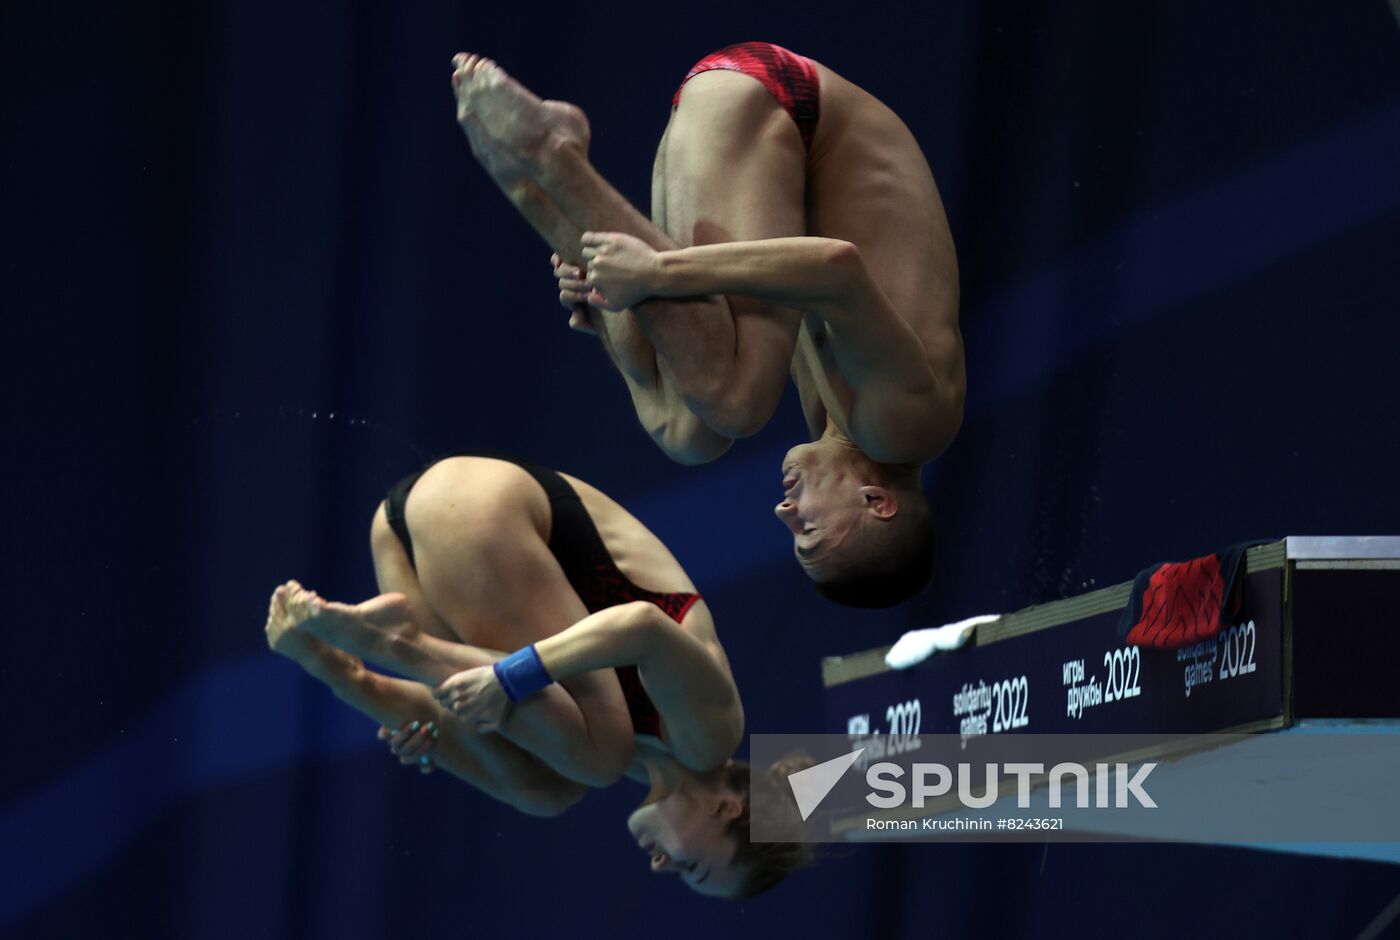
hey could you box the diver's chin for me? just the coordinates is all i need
[798,555,832,584]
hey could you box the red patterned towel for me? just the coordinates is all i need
[1118,541,1269,649]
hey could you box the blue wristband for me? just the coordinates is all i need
[493,644,553,702]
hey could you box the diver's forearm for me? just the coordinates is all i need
[653,237,858,308]
[532,602,661,680]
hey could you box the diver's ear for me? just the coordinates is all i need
[711,792,744,821]
[858,485,898,520]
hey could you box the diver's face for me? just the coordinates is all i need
[627,792,742,898]
[775,447,862,580]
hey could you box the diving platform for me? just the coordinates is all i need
[811,537,1400,861]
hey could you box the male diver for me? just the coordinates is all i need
[452,43,964,606]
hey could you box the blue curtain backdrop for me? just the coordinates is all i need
[3,0,1399,937]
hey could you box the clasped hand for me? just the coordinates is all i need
[433,665,512,732]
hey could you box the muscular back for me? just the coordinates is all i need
[795,63,965,440]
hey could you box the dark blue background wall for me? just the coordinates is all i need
[3,1,1398,937]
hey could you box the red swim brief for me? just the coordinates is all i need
[672,41,821,150]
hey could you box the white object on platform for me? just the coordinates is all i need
[884,614,1001,670]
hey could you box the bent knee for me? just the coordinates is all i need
[649,411,735,465]
[515,781,587,818]
[567,719,634,789]
[699,404,768,440]
[571,751,629,790]
[688,387,774,440]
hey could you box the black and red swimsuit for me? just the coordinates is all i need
[383,450,698,737]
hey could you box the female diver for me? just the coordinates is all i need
[263,451,811,897]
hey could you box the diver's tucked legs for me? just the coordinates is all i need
[646,70,808,432]
[451,56,803,443]
[264,583,586,815]
[297,484,635,788]
[288,580,485,686]
[452,55,651,246]
[450,54,674,440]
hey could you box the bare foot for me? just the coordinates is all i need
[451,52,590,173]
[264,581,363,681]
[274,580,420,665]
[451,54,524,181]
